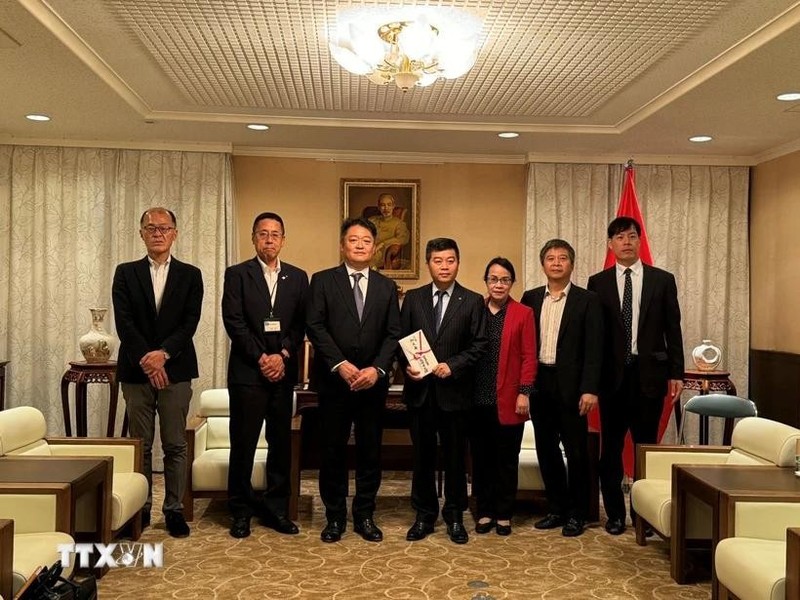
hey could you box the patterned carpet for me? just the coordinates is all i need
[95,473,711,599]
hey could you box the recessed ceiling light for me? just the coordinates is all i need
[247,123,269,131]
[26,113,51,122]
[689,135,713,143]
[777,92,800,102]
[497,132,519,139]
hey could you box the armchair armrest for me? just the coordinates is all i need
[186,416,208,462]
[45,437,143,473]
[635,444,730,480]
[0,483,71,533]
[0,518,12,600]
[788,527,800,600]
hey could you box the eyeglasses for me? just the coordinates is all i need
[142,225,175,236]
[486,277,513,286]
[254,231,284,241]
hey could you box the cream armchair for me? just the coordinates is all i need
[183,389,302,521]
[517,421,600,521]
[0,485,76,598]
[715,495,800,600]
[0,406,148,539]
[631,416,800,545]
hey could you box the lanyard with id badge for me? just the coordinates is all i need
[263,273,281,334]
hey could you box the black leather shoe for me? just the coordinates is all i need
[495,522,512,536]
[534,514,563,530]
[406,520,434,541]
[165,511,190,538]
[262,514,299,535]
[475,519,495,534]
[321,520,345,543]
[605,517,626,536]
[141,509,151,530]
[354,518,383,542]
[562,517,586,537]
[230,516,251,539]
[447,522,469,544]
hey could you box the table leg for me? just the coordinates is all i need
[107,380,119,437]
[76,382,88,437]
[60,376,73,437]
[94,459,113,579]
[671,469,689,583]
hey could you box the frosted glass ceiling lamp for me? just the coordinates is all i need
[329,7,483,92]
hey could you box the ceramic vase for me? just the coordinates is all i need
[78,308,116,363]
[691,339,722,371]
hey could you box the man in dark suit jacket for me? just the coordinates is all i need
[587,216,684,535]
[222,212,308,539]
[113,207,203,538]
[306,217,401,543]
[521,239,602,537]
[400,238,487,544]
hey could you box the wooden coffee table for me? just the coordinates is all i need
[0,456,113,576]
[671,464,800,599]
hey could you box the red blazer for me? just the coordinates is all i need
[494,298,538,425]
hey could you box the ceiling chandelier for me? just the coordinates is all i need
[328,7,483,92]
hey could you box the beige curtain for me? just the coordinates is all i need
[0,145,233,438]
[524,163,750,443]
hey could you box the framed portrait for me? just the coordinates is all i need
[341,178,420,279]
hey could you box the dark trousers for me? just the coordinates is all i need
[530,366,590,520]
[318,387,385,522]
[599,361,663,520]
[469,405,524,521]
[227,382,294,519]
[409,396,468,525]
[122,381,192,513]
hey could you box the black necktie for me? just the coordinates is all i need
[434,290,447,333]
[352,272,364,321]
[622,268,633,364]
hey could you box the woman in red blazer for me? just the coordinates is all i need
[471,257,538,535]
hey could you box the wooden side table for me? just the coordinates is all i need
[677,370,737,444]
[0,360,8,410]
[60,361,125,437]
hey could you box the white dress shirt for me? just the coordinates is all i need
[615,259,643,356]
[147,255,171,313]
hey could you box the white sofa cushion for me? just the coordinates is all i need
[12,532,75,596]
[192,448,268,491]
[0,406,47,455]
[729,417,800,467]
[198,388,298,419]
[715,538,786,600]
[517,420,559,491]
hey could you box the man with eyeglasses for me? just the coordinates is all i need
[113,207,204,538]
[222,212,308,539]
[520,239,602,537]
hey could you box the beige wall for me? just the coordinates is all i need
[233,157,527,294]
[751,149,800,352]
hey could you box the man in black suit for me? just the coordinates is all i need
[587,216,684,535]
[521,239,602,537]
[306,217,401,543]
[113,207,203,538]
[401,238,487,544]
[222,212,308,539]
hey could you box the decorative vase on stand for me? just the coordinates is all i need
[78,308,116,363]
[691,339,722,371]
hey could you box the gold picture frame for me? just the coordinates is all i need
[341,178,420,279]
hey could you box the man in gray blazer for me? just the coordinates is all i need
[113,207,203,538]
[400,238,487,544]
[306,217,401,543]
